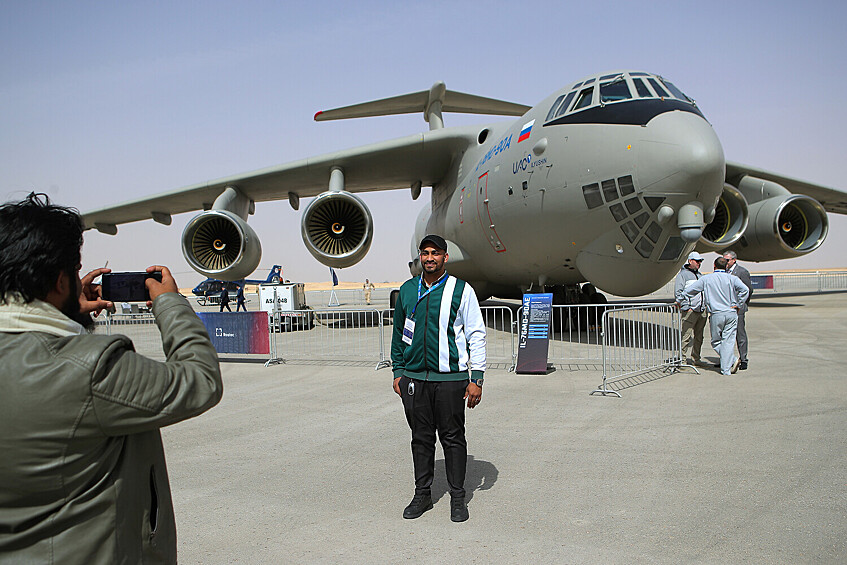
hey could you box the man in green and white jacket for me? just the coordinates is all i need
[391,234,486,523]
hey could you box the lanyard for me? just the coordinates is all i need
[411,272,448,318]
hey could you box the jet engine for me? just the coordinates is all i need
[699,183,749,251]
[301,190,373,268]
[735,194,828,261]
[182,210,262,280]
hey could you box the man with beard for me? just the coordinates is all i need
[391,234,486,523]
[0,193,223,564]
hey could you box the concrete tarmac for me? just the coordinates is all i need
[163,292,847,564]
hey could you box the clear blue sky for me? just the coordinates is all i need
[3,0,845,288]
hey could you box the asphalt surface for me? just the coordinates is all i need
[162,292,847,564]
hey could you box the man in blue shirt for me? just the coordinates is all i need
[682,256,749,375]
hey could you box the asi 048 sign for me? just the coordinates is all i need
[516,293,552,374]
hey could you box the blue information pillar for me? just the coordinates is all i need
[516,293,553,374]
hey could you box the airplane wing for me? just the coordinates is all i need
[81,127,476,231]
[726,161,847,215]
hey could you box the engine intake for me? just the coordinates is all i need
[699,183,749,251]
[736,194,828,261]
[301,191,373,268]
[182,210,262,280]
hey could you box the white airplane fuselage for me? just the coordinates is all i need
[414,80,725,298]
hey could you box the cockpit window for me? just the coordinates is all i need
[648,78,670,98]
[600,79,632,103]
[547,73,698,121]
[661,79,691,102]
[545,95,565,122]
[572,87,594,111]
[633,78,652,98]
[554,91,576,118]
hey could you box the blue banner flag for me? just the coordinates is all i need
[330,267,338,286]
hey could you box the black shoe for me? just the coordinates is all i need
[713,363,721,368]
[739,361,748,370]
[450,497,469,522]
[403,493,432,519]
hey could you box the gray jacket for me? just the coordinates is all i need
[0,293,222,564]
[674,265,704,311]
[729,263,753,313]
[683,270,750,314]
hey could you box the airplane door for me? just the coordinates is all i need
[476,172,506,252]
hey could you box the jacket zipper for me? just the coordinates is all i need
[423,290,430,381]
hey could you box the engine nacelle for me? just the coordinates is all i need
[182,210,262,280]
[735,194,828,261]
[301,191,373,268]
[698,183,749,251]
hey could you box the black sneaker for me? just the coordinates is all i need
[740,361,748,370]
[403,493,432,519]
[450,497,469,522]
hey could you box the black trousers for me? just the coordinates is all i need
[399,376,468,499]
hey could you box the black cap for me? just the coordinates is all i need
[419,234,447,252]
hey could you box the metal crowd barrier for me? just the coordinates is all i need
[533,304,616,364]
[641,270,847,300]
[305,288,394,307]
[762,271,847,293]
[94,313,164,360]
[590,304,682,398]
[268,308,390,369]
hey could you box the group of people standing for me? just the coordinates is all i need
[674,250,752,375]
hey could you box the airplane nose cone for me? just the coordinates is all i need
[576,110,725,296]
[637,110,725,206]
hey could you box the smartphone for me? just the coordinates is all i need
[101,272,162,302]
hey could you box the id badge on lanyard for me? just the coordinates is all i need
[402,273,447,346]
[402,317,415,345]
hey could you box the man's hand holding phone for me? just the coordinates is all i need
[145,266,178,307]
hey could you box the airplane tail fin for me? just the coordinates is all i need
[314,82,530,131]
[266,265,281,283]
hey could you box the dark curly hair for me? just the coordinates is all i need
[0,192,84,303]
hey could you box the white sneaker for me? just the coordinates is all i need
[731,358,741,374]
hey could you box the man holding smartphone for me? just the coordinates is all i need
[0,193,223,564]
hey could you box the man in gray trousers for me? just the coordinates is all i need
[683,256,750,375]
[723,250,753,370]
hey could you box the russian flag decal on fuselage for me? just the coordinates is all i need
[518,119,535,143]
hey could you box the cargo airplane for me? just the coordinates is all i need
[82,71,847,301]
